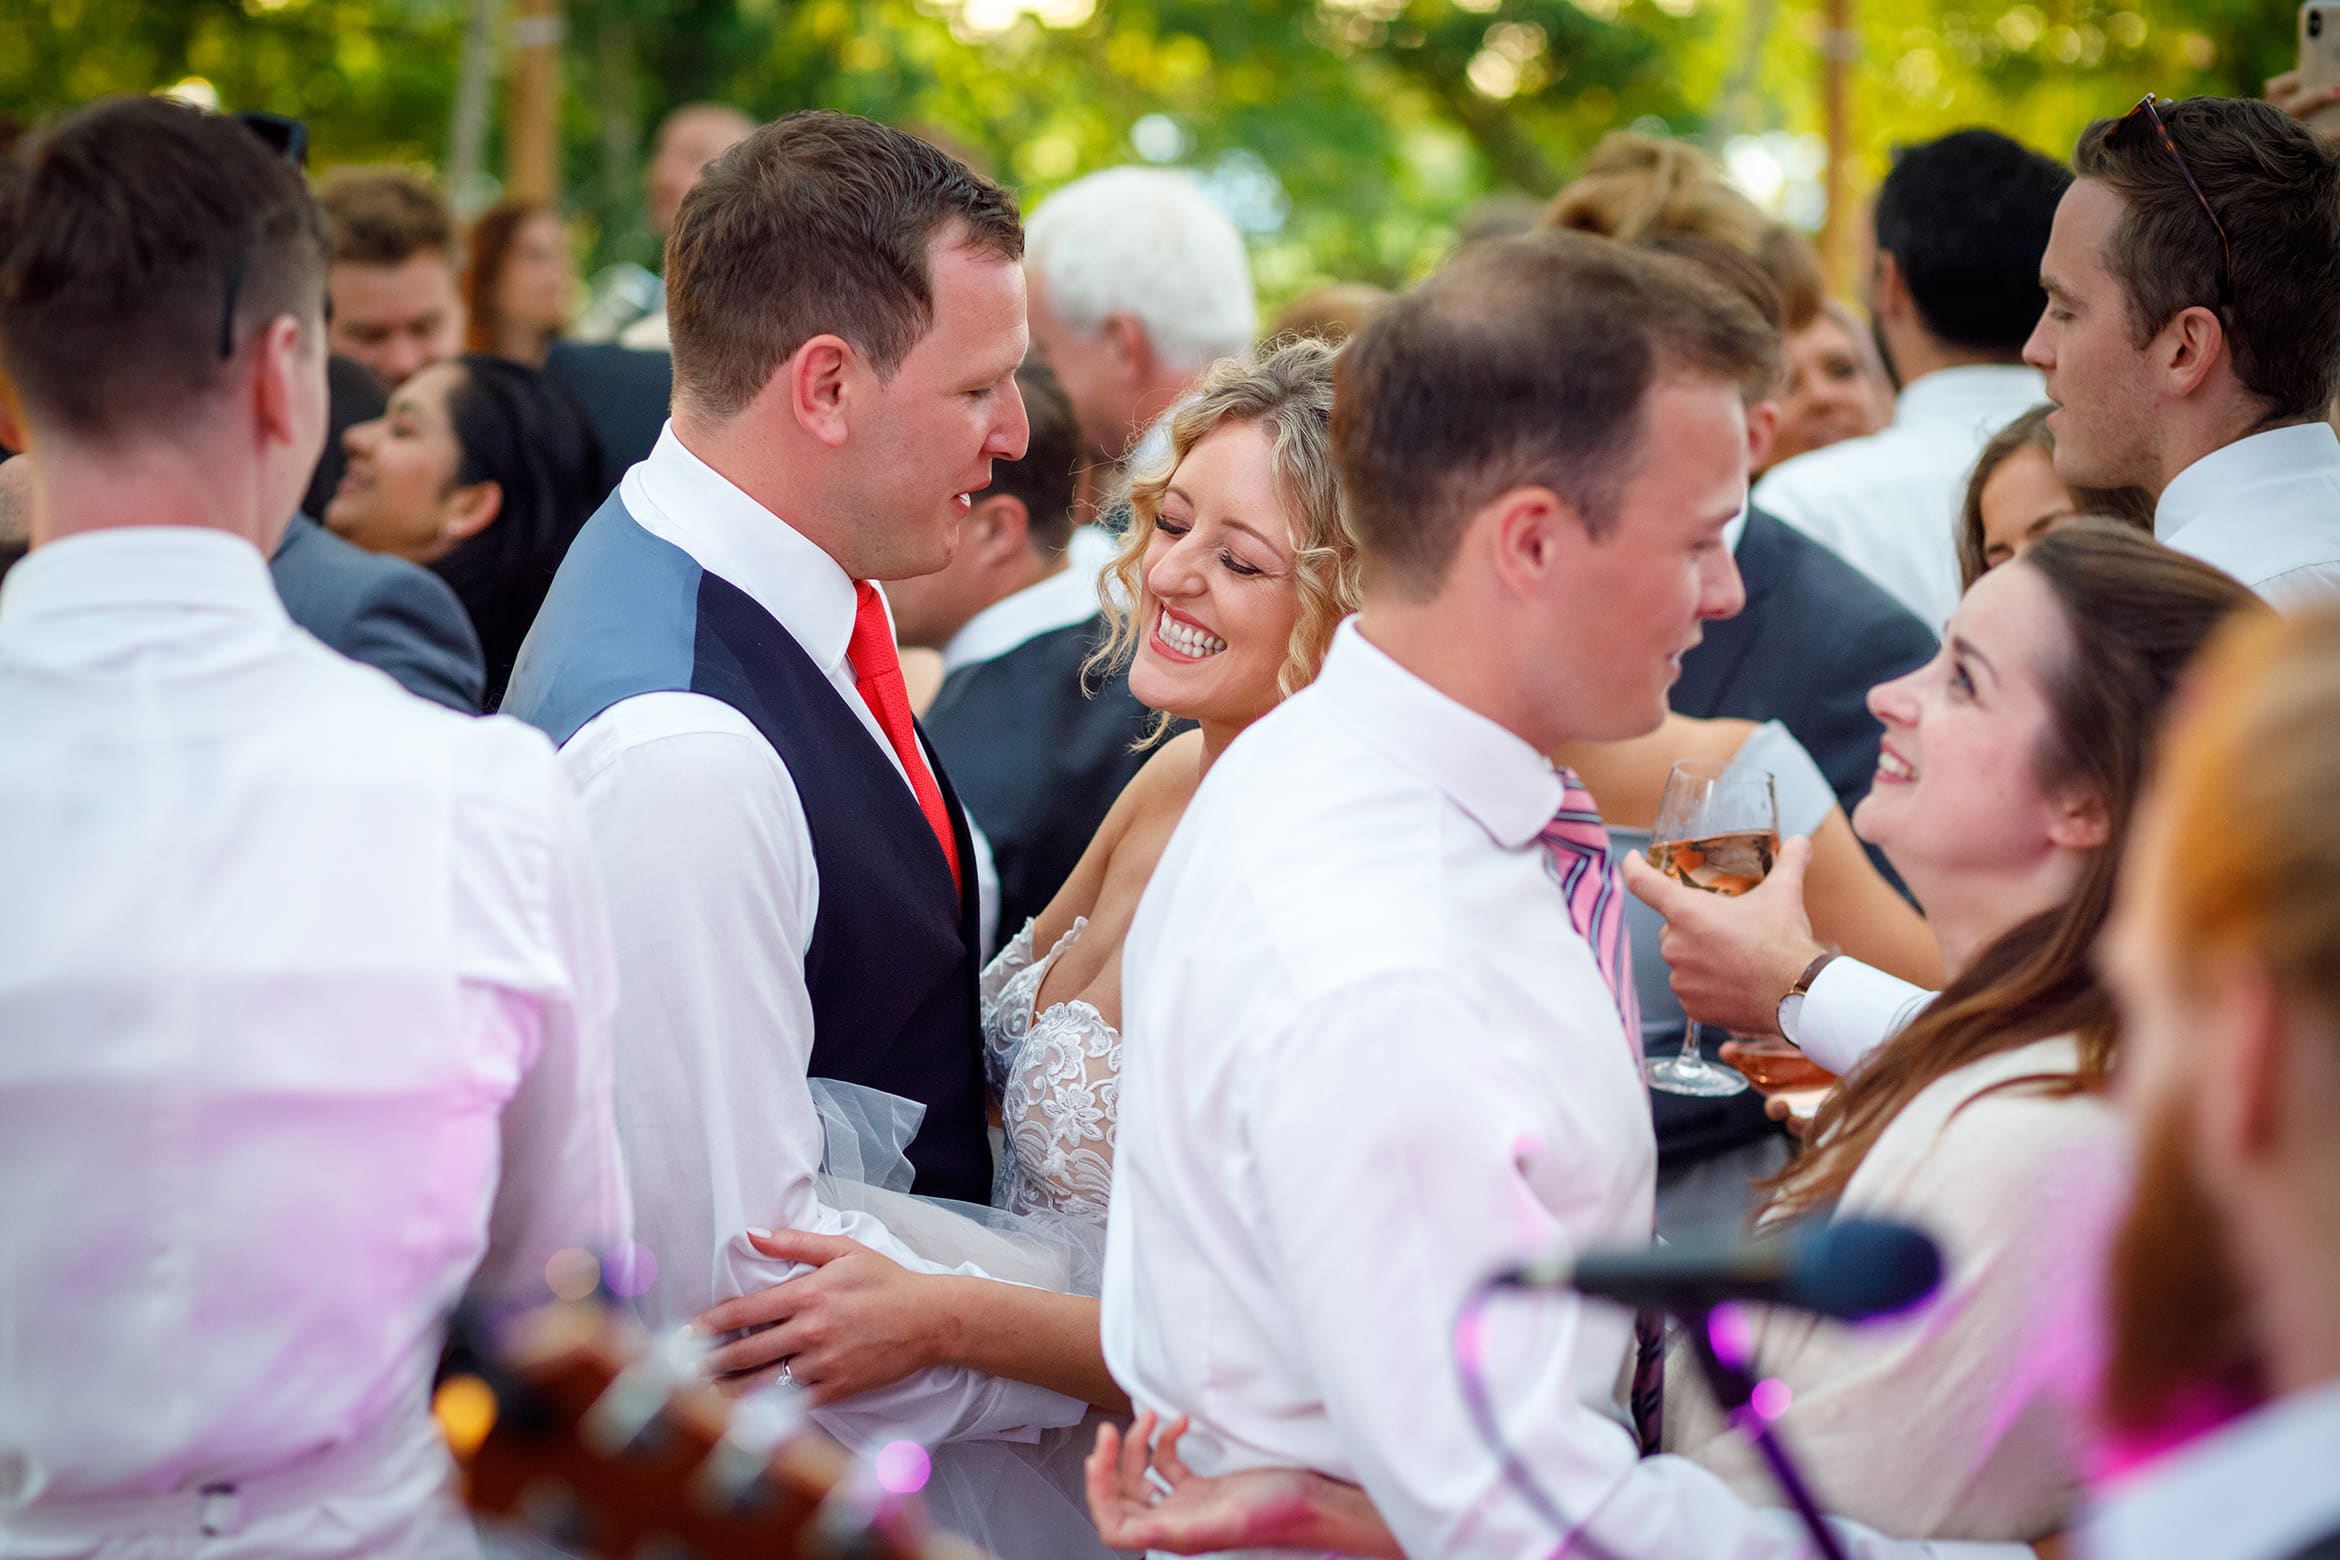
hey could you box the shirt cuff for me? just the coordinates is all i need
[1789,958,1934,1076]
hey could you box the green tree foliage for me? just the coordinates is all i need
[0,0,2305,306]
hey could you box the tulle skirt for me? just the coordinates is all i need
[809,1081,1127,1559]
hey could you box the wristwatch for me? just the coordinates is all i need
[1775,952,1840,1043]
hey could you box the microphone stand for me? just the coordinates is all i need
[1682,1307,1850,1560]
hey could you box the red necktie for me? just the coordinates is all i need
[846,581,962,894]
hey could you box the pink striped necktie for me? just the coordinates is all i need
[1535,770,1639,1047]
[1537,769,1665,1456]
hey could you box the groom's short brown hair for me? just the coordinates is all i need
[664,109,1022,421]
[1332,231,1775,598]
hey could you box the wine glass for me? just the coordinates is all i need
[1643,758,1779,1098]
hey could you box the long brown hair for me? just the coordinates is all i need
[1767,522,2261,1219]
[1955,404,2155,590]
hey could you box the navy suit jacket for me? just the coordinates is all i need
[1673,507,1938,819]
[542,341,672,487]
[271,515,485,713]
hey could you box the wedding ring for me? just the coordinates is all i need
[778,1358,796,1390]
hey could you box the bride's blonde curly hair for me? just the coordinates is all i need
[1084,336,1362,742]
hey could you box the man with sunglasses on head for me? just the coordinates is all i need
[2027,94,2340,608]
[0,96,628,1555]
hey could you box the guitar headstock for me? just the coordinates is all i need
[437,1301,992,1560]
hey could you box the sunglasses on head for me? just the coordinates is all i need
[217,111,311,361]
[2113,93,2235,312]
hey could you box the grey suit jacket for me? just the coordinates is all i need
[270,515,484,713]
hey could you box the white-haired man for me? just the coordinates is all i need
[1024,166,1258,469]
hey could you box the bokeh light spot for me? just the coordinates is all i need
[873,1439,932,1495]
[604,1242,659,1299]
[1706,1301,1755,1368]
[432,1374,499,1457]
[545,1246,601,1301]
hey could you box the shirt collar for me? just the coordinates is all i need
[2084,1377,2340,1560]
[939,562,1101,674]
[2155,423,2340,544]
[1311,617,1565,849]
[619,422,860,676]
[0,526,286,637]
[1891,364,2047,429]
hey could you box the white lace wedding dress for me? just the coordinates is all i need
[982,915,1120,1241]
[807,917,1129,1558]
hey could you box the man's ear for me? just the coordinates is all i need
[0,382,26,454]
[2160,305,2229,402]
[1101,314,1154,387]
[2199,949,2290,1167]
[968,493,1031,567]
[788,334,858,448]
[1484,484,1578,598]
[1745,399,1781,472]
[1872,251,1910,324]
[252,313,307,449]
[440,479,503,544]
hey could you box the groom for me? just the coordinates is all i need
[504,111,1079,1448]
[1101,233,2030,1558]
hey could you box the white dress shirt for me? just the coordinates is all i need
[560,428,1083,1448]
[1103,621,2023,1560]
[0,528,630,1558]
[1673,1038,2130,1541]
[939,561,1103,678]
[2156,422,2340,608]
[2081,1377,2340,1560]
[1755,365,2048,627]
[1787,957,1937,1076]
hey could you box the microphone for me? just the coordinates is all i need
[1499,1217,1943,1322]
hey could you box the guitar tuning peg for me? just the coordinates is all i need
[808,1439,932,1560]
[580,1351,678,1461]
[516,1474,600,1553]
[650,1322,710,1383]
[694,1390,814,1514]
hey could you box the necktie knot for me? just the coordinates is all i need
[1535,769,1637,1045]
[849,581,902,683]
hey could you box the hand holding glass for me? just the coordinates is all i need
[1644,759,1779,1097]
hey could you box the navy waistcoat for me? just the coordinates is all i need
[503,496,991,1204]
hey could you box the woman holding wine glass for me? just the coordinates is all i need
[1559,720,1940,1097]
[1088,522,2259,1552]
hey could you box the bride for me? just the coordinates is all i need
[689,336,1362,1451]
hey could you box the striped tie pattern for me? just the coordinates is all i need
[1536,769,1665,1455]
[1535,769,1639,1047]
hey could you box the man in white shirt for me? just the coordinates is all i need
[2027,94,2340,608]
[0,97,630,1556]
[1754,130,2071,627]
[501,111,1087,1458]
[884,356,1156,951]
[2087,610,2340,1560]
[1103,232,2027,1559]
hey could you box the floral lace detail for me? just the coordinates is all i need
[979,917,1120,1224]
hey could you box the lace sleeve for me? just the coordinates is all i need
[980,919,1039,1035]
[980,918,1040,1098]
